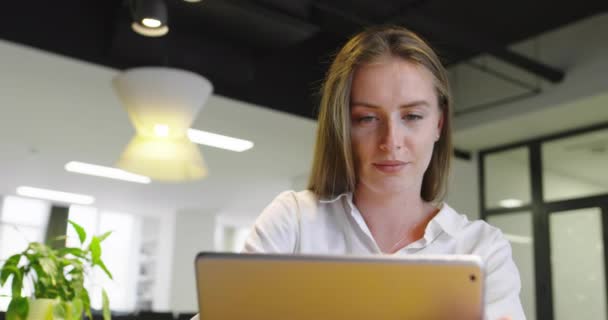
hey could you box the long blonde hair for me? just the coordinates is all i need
[308,25,453,203]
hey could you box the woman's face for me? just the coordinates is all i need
[350,56,443,195]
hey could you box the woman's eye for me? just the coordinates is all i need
[404,114,423,121]
[357,116,377,124]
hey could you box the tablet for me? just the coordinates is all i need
[195,252,484,320]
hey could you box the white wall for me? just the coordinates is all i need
[290,173,309,191]
[170,208,217,313]
[153,212,176,311]
[446,156,480,220]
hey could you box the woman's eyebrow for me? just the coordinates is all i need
[400,101,430,109]
[351,100,430,109]
[351,101,379,109]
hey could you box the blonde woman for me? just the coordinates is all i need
[241,26,525,320]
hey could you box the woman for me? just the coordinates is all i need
[243,26,525,320]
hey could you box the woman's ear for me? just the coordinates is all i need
[436,109,444,141]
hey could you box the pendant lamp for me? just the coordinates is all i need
[113,67,213,181]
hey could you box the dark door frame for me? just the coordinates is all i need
[478,121,608,320]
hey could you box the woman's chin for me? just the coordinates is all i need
[361,179,416,195]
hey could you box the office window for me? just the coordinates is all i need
[0,196,51,311]
[487,212,536,320]
[542,128,608,202]
[484,148,532,210]
[68,206,138,312]
[550,208,606,320]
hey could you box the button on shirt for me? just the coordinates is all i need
[243,190,526,320]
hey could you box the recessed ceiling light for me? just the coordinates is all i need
[17,186,95,205]
[188,129,254,152]
[142,18,162,28]
[498,198,524,208]
[65,161,151,184]
[130,0,169,37]
[131,23,169,37]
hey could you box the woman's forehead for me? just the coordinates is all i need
[350,58,437,106]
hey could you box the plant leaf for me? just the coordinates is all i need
[11,269,23,298]
[2,253,22,267]
[53,301,67,320]
[6,297,28,320]
[29,242,50,256]
[102,289,111,320]
[97,231,112,243]
[1,254,22,285]
[39,257,57,276]
[89,236,101,264]
[71,298,84,320]
[68,220,87,244]
[96,260,113,280]
[31,263,47,282]
[58,247,86,259]
[56,269,73,301]
[81,290,92,320]
[1,265,19,287]
[39,257,58,286]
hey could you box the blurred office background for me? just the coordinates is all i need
[0,2,607,319]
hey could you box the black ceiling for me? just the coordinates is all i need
[1,1,606,119]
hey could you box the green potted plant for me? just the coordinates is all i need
[0,220,113,320]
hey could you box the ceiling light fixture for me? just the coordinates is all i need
[65,161,151,184]
[142,18,162,28]
[503,233,533,244]
[130,0,169,37]
[113,67,213,182]
[498,198,524,208]
[187,129,254,152]
[155,124,170,137]
[17,186,95,205]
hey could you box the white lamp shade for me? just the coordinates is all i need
[113,67,213,137]
[117,135,207,181]
[113,67,213,181]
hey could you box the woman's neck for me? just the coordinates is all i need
[353,184,437,253]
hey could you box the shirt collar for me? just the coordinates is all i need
[321,192,463,238]
[319,192,351,203]
[319,192,356,213]
[427,203,463,237]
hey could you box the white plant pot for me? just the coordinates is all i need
[26,299,55,320]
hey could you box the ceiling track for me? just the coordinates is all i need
[310,2,565,84]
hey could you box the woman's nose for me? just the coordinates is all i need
[379,120,403,151]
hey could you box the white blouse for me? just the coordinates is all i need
[242,190,527,320]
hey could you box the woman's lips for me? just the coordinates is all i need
[373,161,408,173]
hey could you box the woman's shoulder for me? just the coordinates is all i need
[244,190,316,253]
[271,189,319,207]
[441,204,509,251]
[258,190,321,221]
[263,189,345,225]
